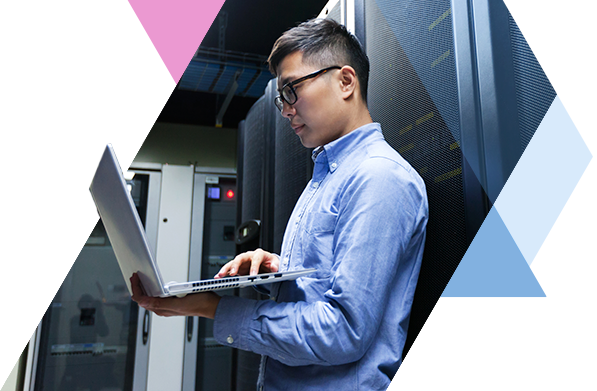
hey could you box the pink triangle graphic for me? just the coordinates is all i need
[128,0,226,83]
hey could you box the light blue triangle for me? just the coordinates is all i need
[494,96,592,265]
[441,208,597,298]
[442,94,597,298]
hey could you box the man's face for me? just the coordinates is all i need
[276,51,348,148]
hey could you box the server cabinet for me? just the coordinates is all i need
[234,83,277,391]
[189,171,237,391]
[25,163,241,391]
[26,169,160,391]
[364,0,478,358]
[364,0,555,357]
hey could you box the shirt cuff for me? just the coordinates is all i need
[213,295,258,350]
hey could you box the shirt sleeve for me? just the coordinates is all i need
[213,157,427,367]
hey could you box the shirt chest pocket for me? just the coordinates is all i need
[299,211,337,277]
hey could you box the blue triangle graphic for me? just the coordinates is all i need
[494,94,597,267]
[441,208,597,298]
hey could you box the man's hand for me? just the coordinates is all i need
[214,248,279,279]
[130,273,221,319]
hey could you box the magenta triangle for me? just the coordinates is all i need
[128,0,226,82]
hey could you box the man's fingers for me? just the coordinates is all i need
[214,249,275,277]
[216,254,244,278]
[215,261,233,279]
[250,249,266,275]
[130,273,146,300]
[269,261,279,272]
[266,254,281,273]
[130,274,173,314]
[215,258,238,278]
[232,251,255,275]
[215,251,256,278]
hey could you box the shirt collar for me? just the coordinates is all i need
[311,122,383,173]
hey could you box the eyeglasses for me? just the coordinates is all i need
[274,66,342,112]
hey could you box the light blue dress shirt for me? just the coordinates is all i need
[214,122,428,390]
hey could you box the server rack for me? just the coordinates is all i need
[364,0,555,357]
[235,81,278,255]
[234,81,279,391]
[365,0,477,358]
[234,96,266,391]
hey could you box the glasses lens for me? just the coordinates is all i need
[282,85,297,105]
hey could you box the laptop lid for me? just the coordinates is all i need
[90,144,167,297]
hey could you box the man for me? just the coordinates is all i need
[132,18,428,390]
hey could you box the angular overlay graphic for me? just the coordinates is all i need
[128,0,226,82]
[441,94,597,298]
[441,208,597,298]
[0,95,168,299]
[494,96,592,265]
[0,267,70,299]
[0,364,12,388]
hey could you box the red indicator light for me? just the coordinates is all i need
[226,190,235,199]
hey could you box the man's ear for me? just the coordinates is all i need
[339,66,358,100]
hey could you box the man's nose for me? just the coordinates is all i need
[281,100,296,118]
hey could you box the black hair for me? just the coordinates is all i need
[268,18,370,103]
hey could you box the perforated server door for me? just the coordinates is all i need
[365,0,556,359]
[364,0,483,357]
[235,89,271,391]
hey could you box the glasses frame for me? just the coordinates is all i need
[274,66,342,112]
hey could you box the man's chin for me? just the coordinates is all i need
[298,138,316,149]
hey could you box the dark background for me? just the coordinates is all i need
[156,0,330,128]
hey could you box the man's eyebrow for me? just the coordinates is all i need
[279,74,295,87]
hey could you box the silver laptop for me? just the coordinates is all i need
[89,144,315,298]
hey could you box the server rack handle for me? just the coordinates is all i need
[142,309,150,345]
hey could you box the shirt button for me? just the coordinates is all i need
[331,162,337,170]
[313,182,319,188]
[226,335,234,344]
